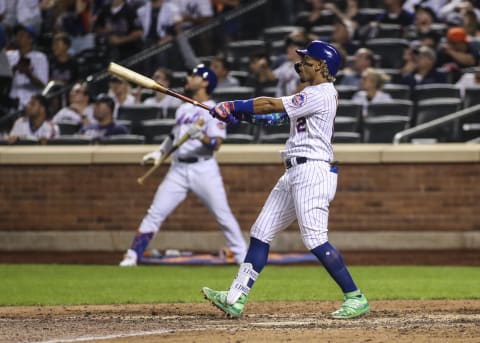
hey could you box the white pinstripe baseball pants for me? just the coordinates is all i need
[251,160,337,250]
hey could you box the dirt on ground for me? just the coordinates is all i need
[1,250,479,342]
[1,300,480,343]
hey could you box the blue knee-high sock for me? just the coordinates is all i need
[311,242,357,293]
[130,232,154,260]
[244,237,270,287]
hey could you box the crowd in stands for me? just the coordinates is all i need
[1,0,480,144]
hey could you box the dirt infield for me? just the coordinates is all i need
[1,300,480,343]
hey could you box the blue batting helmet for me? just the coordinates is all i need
[191,64,217,94]
[296,40,342,77]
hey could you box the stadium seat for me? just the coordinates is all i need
[117,105,163,135]
[356,7,383,24]
[225,122,257,144]
[229,70,249,86]
[171,71,188,88]
[414,98,463,142]
[48,135,92,145]
[333,131,362,143]
[335,116,359,132]
[336,85,358,100]
[310,25,334,41]
[258,124,290,144]
[99,134,146,144]
[259,86,277,97]
[366,38,409,69]
[263,26,304,43]
[414,84,461,102]
[415,98,462,125]
[378,69,403,84]
[363,115,410,143]
[336,100,363,132]
[212,86,255,103]
[367,100,414,119]
[56,121,82,135]
[376,24,403,38]
[226,40,267,69]
[383,83,411,100]
[140,118,175,144]
[463,87,480,108]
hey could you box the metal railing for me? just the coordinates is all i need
[393,104,480,144]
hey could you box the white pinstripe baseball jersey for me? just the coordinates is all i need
[250,82,339,249]
[280,82,337,162]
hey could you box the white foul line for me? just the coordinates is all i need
[34,329,173,343]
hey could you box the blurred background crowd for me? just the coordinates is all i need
[1,0,480,145]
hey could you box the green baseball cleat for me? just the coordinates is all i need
[331,290,370,319]
[202,287,247,318]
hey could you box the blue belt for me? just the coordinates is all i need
[284,157,338,174]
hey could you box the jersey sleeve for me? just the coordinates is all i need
[205,116,227,139]
[281,87,324,119]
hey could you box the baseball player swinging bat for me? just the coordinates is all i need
[108,62,211,112]
[136,118,204,185]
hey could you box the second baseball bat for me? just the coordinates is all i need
[137,118,205,185]
[108,62,211,112]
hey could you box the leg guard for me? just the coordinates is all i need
[226,262,258,305]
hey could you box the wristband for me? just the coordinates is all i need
[206,137,219,150]
[233,99,254,114]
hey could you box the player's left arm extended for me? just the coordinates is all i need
[246,112,290,126]
[236,97,289,126]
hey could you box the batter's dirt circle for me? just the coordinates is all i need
[1,300,479,343]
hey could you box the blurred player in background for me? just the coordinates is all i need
[119,64,247,266]
[202,41,370,319]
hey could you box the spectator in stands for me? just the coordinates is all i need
[1,0,41,33]
[273,36,306,97]
[6,25,49,110]
[330,15,358,56]
[94,0,144,62]
[455,67,480,97]
[211,0,241,44]
[436,27,480,82]
[137,0,182,46]
[52,0,96,55]
[401,45,448,89]
[210,55,240,88]
[403,0,448,14]
[416,29,442,50]
[339,48,374,88]
[140,67,182,117]
[49,32,79,86]
[177,0,213,30]
[413,4,436,34]
[7,94,58,144]
[244,52,277,97]
[80,93,128,138]
[52,82,96,127]
[296,0,335,32]
[463,9,480,50]
[352,68,393,117]
[358,0,414,41]
[177,0,214,56]
[108,76,135,118]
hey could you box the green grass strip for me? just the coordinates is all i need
[0,265,479,306]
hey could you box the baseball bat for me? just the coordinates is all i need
[137,118,205,185]
[108,62,211,112]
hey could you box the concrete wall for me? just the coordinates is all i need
[0,144,479,252]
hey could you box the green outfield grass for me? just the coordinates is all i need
[0,265,479,306]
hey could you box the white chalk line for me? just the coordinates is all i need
[34,329,174,343]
